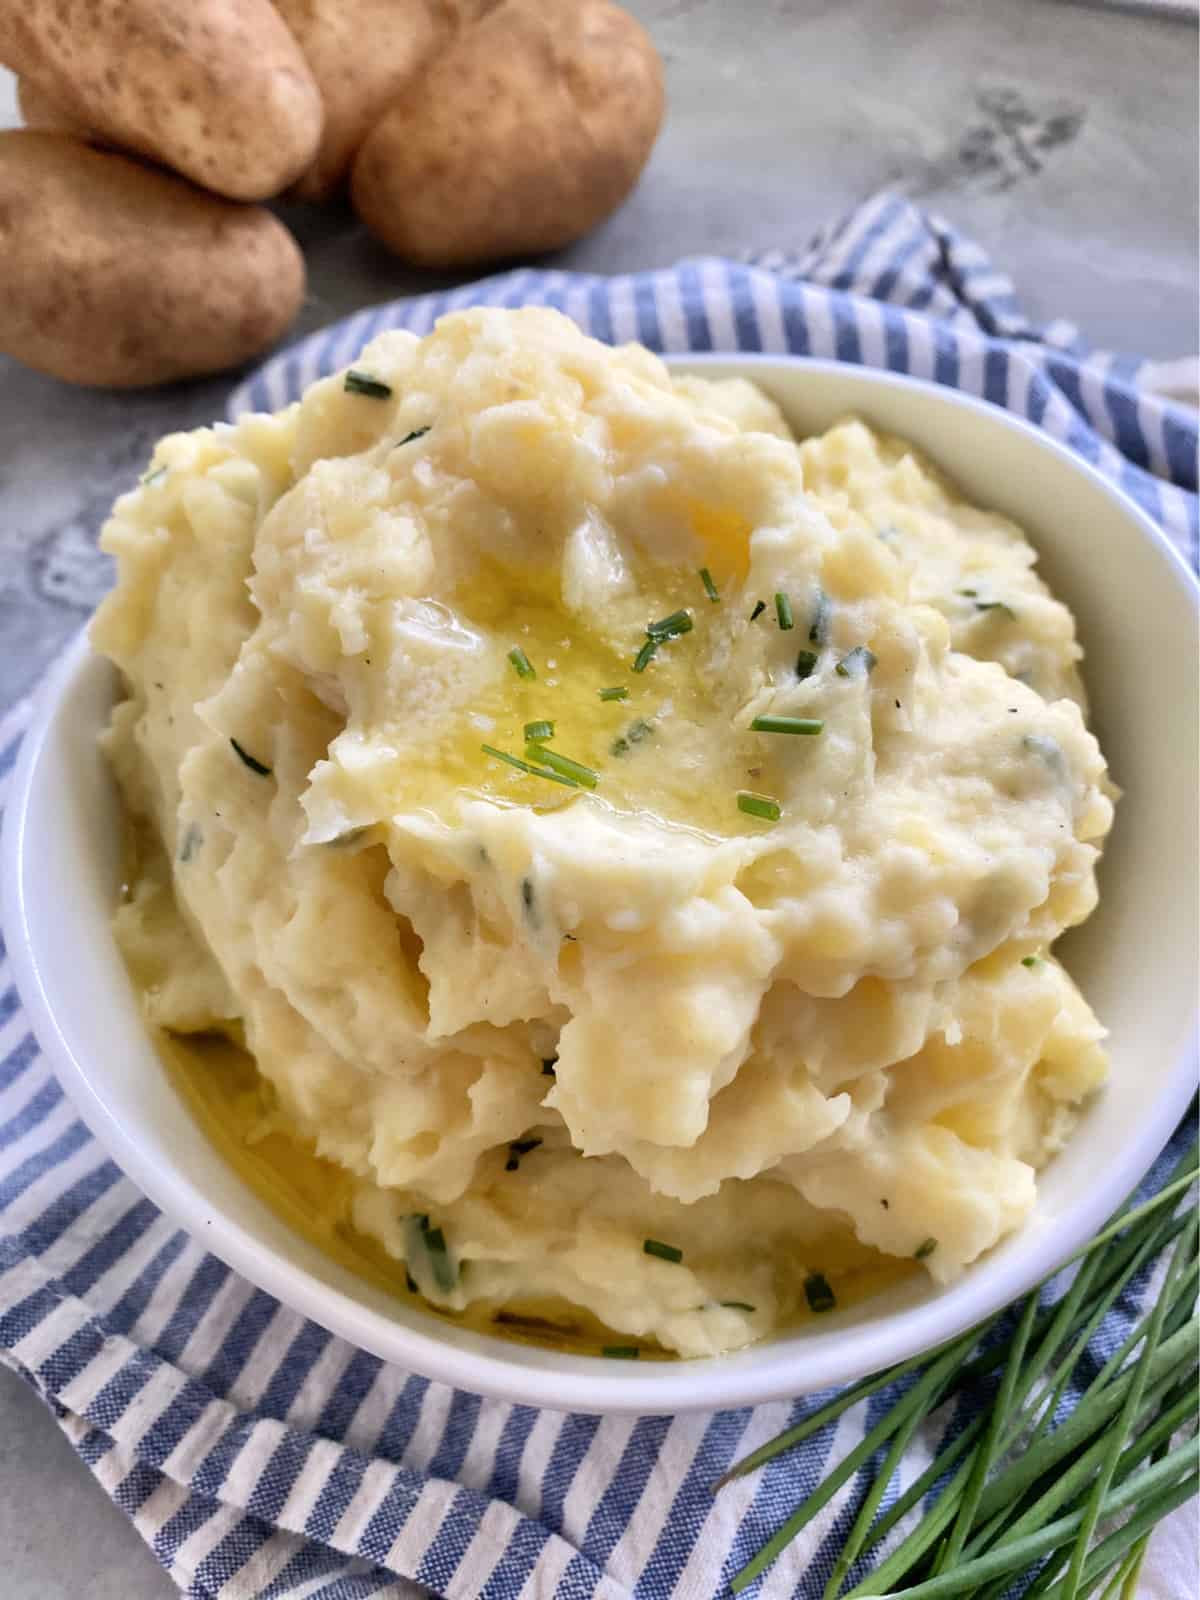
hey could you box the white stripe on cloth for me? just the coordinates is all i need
[3,196,1197,1600]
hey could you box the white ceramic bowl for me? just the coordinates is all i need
[4,358,1197,1415]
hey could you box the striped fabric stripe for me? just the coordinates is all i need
[2,193,1197,1600]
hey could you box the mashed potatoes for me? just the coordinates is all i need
[94,308,1114,1358]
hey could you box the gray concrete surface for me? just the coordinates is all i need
[1,2,1196,1595]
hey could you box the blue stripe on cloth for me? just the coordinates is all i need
[478,1517,553,1599]
[486,1403,539,1504]
[356,1475,425,1564]
[315,1347,382,1442]
[726,265,763,352]
[579,1416,672,1569]
[102,1228,190,1339]
[304,1450,370,1545]
[192,1509,281,1596]
[246,1429,320,1524]
[0,984,20,1030]
[154,1255,232,1365]
[88,1346,161,1432]
[0,1032,40,1094]
[60,1196,159,1300]
[256,1319,333,1424]
[4,192,1197,1600]
[416,1483,487,1593]
[637,1406,754,1593]
[538,1411,602,1534]
[0,1074,63,1150]
[19,1158,122,1255]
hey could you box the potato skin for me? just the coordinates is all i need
[271,0,446,202]
[0,0,323,201]
[350,0,664,267]
[0,133,306,388]
[16,76,87,137]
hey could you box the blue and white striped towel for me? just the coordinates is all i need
[2,193,1197,1600]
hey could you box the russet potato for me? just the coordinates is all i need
[350,0,664,268]
[0,133,306,387]
[0,0,323,201]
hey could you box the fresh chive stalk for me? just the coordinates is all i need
[749,600,766,621]
[647,609,694,640]
[230,737,271,776]
[795,649,819,680]
[719,1131,1199,1598]
[775,592,794,630]
[396,425,431,446]
[599,686,629,701]
[523,720,555,742]
[525,743,598,789]
[700,567,720,603]
[508,646,536,680]
[804,1272,836,1313]
[643,1238,684,1264]
[737,791,782,822]
[751,715,824,736]
[809,587,831,644]
[632,637,659,673]
[344,369,392,399]
[836,645,877,678]
[481,745,577,786]
[603,1346,640,1359]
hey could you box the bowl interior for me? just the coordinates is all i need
[5,358,1197,1415]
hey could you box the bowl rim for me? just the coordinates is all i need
[3,354,1197,1416]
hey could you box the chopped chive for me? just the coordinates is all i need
[1024,733,1065,770]
[230,737,271,776]
[525,744,598,788]
[599,686,629,701]
[396,425,431,446]
[1022,955,1041,968]
[804,1272,837,1313]
[508,647,536,680]
[407,1214,457,1292]
[720,1301,757,1313]
[633,637,659,673]
[749,600,766,621]
[775,592,794,630]
[700,567,721,603]
[506,1136,543,1171]
[915,1237,939,1261]
[795,649,819,680]
[602,1346,641,1359]
[647,609,694,640]
[140,465,167,486]
[960,589,1017,620]
[751,715,824,736]
[541,1058,557,1076]
[523,720,555,742]
[836,645,877,678]
[611,718,654,757]
[480,745,577,786]
[738,791,782,822]
[344,369,392,399]
[644,1238,684,1264]
[808,588,831,644]
[177,822,202,863]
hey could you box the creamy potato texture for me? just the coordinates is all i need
[95,309,1114,1358]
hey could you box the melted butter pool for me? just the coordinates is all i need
[340,558,811,839]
